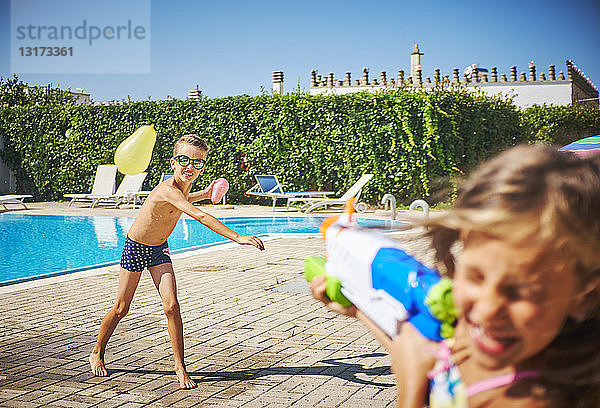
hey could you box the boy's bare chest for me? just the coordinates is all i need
[150,203,182,225]
[128,196,187,245]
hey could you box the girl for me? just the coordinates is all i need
[310,144,600,407]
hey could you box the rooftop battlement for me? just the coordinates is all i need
[308,60,597,93]
[297,47,598,108]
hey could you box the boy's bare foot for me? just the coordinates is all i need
[89,352,108,377]
[176,366,196,389]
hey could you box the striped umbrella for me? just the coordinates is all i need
[559,135,600,157]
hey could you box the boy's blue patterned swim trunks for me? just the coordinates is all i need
[120,236,172,272]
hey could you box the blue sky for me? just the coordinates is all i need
[1,0,599,102]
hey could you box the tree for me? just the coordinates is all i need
[0,75,76,107]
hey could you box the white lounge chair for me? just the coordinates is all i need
[64,164,117,207]
[91,172,148,208]
[291,174,374,213]
[245,174,334,211]
[0,194,33,210]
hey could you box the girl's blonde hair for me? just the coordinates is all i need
[425,144,600,407]
[427,144,600,282]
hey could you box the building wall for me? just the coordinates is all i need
[474,82,573,108]
[310,81,574,108]
[70,92,91,104]
[310,85,388,96]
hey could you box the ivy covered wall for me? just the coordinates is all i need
[1,87,597,204]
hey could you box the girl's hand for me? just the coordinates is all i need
[448,322,471,366]
[236,235,265,251]
[390,323,437,408]
[309,275,358,317]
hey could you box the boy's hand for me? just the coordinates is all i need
[309,275,358,317]
[191,180,217,202]
[237,235,265,251]
[200,180,217,200]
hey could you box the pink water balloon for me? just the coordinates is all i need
[211,178,229,204]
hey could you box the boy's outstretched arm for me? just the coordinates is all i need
[167,187,265,250]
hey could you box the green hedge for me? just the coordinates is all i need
[0,87,528,204]
[520,104,600,145]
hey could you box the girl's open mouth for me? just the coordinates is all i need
[469,325,518,355]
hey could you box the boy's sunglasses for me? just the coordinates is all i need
[173,155,206,170]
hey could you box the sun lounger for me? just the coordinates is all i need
[90,172,148,208]
[0,194,33,210]
[289,174,374,213]
[64,164,117,207]
[245,175,333,211]
[129,172,173,209]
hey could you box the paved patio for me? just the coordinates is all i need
[0,202,433,407]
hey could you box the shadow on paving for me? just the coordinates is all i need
[109,353,392,387]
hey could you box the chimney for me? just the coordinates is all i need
[410,43,424,79]
[187,85,202,100]
[311,70,318,87]
[272,71,284,94]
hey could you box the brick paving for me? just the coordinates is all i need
[0,202,433,407]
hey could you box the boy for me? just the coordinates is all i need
[89,134,264,389]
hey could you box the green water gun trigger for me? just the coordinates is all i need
[304,256,353,307]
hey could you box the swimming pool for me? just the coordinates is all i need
[0,214,401,286]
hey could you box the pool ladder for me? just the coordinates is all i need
[381,194,429,220]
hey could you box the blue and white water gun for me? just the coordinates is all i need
[304,201,456,341]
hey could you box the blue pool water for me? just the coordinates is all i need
[0,214,401,285]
